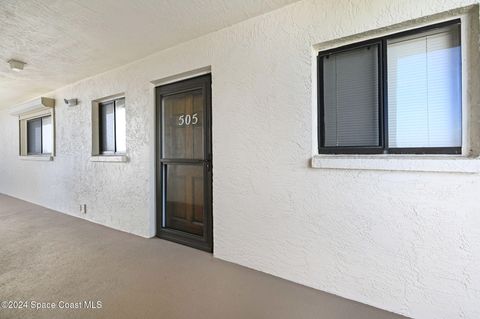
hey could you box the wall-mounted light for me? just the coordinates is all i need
[8,59,26,71]
[64,98,78,107]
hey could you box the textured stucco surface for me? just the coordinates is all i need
[1,1,480,319]
[0,0,299,108]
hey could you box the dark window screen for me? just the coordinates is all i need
[321,44,380,147]
[27,118,42,154]
[99,101,115,153]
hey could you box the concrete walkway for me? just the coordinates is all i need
[0,194,407,319]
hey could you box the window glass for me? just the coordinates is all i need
[41,116,52,154]
[100,101,115,153]
[164,164,204,236]
[387,25,461,148]
[27,118,42,154]
[322,44,380,147]
[115,98,126,154]
[162,90,204,159]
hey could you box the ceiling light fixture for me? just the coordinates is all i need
[8,59,26,71]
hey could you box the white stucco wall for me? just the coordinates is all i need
[1,0,480,318]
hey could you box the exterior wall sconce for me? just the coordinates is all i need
[64,98,78,107]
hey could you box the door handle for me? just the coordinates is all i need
[205,154,212,172]
[204,159,212,172]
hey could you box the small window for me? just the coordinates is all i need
[99,98,126,154]
[26,115,52,155]
[318,20,462,154]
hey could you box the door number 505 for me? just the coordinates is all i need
[178,113,199,126]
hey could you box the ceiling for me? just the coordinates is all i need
[0,0,299,108]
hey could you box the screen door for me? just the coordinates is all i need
[156,74,212,252]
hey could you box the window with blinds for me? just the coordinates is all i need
[99,97,126,154]
[318,20,462,155]
[26,115,52,155]
[322,44,380,147]
[387,25,461,149]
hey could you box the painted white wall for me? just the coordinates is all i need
[1,0,480,318]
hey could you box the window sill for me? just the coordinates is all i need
[311,154,480,174]
[19,155,53,161]
[90,155,128,163]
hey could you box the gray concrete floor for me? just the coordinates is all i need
[0,194,408,319]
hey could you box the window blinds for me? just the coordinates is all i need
[322,45,380,147]
[41,116,52,154]
[27,118,42,154]
[114,98,126,154]
[387,25,461,148]
[100,101,115,152]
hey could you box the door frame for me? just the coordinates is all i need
[155,74,213,252]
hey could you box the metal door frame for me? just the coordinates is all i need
[155,74,213,252]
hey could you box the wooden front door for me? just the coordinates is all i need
[156,74,212,252]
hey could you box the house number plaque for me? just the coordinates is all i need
[177,113,199,126]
